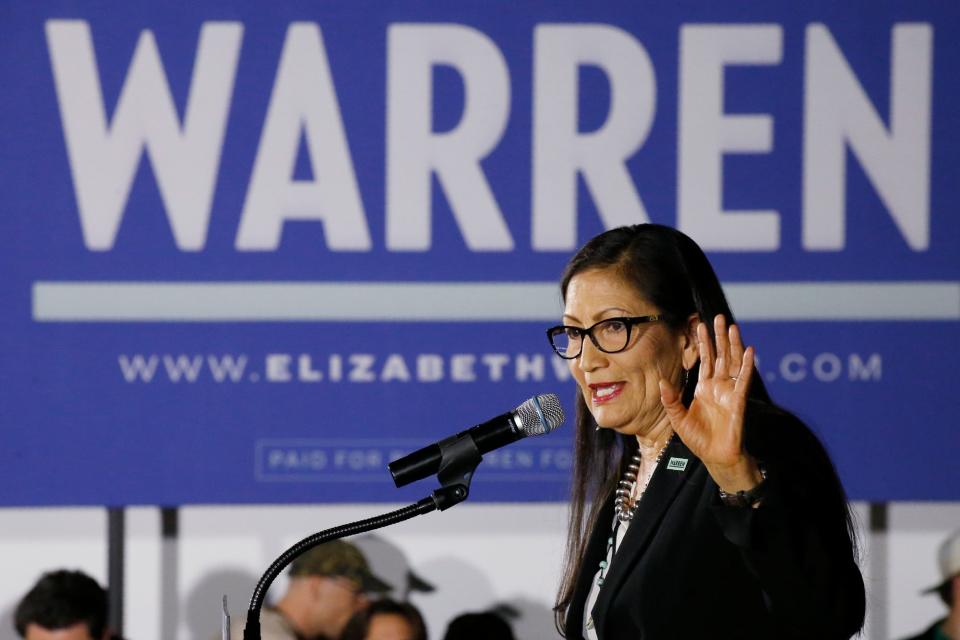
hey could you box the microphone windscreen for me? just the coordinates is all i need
[514,393,564,436]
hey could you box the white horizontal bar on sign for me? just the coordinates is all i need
[32,281,564,322]
[726,282,960,321]
[31,281,960,322]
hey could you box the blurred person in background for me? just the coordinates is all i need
[339,599,427,640]
[14,569,121,640]
[899,529,960,640]
[441,610,515,640]
[220,540,390,640]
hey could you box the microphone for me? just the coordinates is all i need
[388,394,565,488]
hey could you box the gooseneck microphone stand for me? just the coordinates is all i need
[241,431,484,640]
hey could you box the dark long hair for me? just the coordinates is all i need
[552,224,860,632]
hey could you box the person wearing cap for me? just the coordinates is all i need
[221,540,391,640]
[900,530,960,640]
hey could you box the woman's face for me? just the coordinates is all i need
[563,267,692,437]
[366,613,415,640]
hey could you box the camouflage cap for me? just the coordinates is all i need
[288,540,391,594]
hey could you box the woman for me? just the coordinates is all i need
[549,224,865,639]
[443,611,516,640]
[339,599,427,640]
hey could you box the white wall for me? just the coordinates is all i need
[0,502,957,640]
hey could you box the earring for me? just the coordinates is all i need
[681,368,689,390]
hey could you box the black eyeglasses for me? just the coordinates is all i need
[546,315,665,359]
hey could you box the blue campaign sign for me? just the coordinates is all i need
[0,1,956,506]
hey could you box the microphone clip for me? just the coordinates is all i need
[431,432,483,511]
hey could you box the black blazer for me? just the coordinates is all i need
[564,410,865,640]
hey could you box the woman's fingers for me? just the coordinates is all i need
[697,322,714,379]
[714,315,729,375]
[697,316,753,388]
[729,322,745,375]
[734,346,755,395]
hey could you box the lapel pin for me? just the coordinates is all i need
[666,457,688,472]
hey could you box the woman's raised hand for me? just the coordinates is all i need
[659,315,761,488]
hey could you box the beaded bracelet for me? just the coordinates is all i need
[718,465,768,508]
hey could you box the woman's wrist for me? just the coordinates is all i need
[707,455,764,494]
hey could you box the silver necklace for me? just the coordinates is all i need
[613,435,672,523]
[596,436,673,591]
